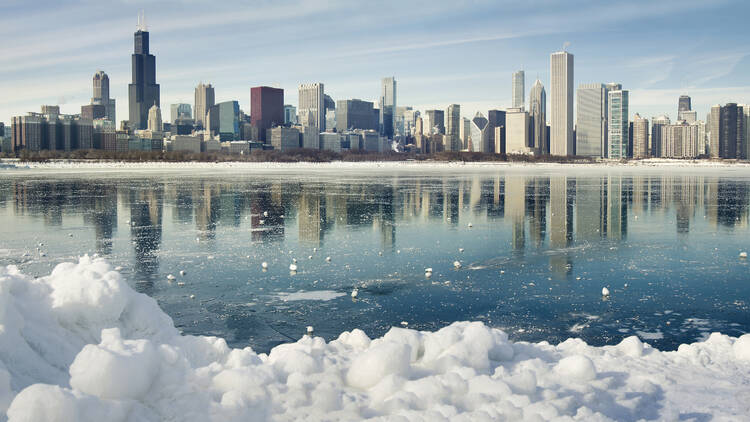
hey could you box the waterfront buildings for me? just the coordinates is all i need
[147,104,162,132]
[170,103,191,123]
[505,108,533,155]
[470,112,490,153]
[709,103,746,159]
[445,104,461,151]
[550,51,574,155]
[284,105,297,125]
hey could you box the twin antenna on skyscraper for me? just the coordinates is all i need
[137,10,148,31]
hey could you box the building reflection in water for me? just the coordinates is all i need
[6,174,750,281]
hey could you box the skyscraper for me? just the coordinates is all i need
[128,14,160,130]
[679,95,692,112]
[298,83,325,131]
[529,79,547,154]
[424,110,445,134]
[651,115,671,158]
[550,51,574,155]
[632,113,649,158]
[336,99,376,132]
[250,86,284,142]
[445,104,461,151]
[607,89,629,159]
[194,83,215,129]
[470,112,490,153]
[92,71,116,123]
[710,103,746,159]
[379,77,396,138]
[487,110,506,154]
[284,105,297,125]
[575,83,606,157]
[512,70,525,110]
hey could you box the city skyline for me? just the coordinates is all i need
[1,0,749,125]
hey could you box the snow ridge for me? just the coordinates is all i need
[1,257,749,421]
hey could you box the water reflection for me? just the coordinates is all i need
[3,174,750,264]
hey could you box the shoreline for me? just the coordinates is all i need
[4,158,750,175]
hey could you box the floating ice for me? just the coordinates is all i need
[189,294,195,299]
[453,260,462,269]
[325,256,331,262]
[179,270,186,276]
[263,211,268,217]
[458,248,464,253]
[2,258,750,421]
[602,287,610,297]
[351,288,358,298]
[166,274,176,281]
[114,266,123,271]
[289,264,298,272]
[740,251,748,259]
[261,262,268,269]
[467,223,473,228]
[276,290,346,302]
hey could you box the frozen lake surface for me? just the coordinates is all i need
[2,168,749,353]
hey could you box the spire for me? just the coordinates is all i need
[137,10,147,32]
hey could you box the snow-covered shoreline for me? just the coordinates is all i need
[4,158,750,176]
[2,257,749,421]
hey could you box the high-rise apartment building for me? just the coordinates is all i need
[709,103,746,159]
[379,77,396,138]
[194,83,215,128]
[298,83,325,131]
[207,101,240,141]
[128,16,160,130]
[632,113,649,158]
[529,79,547,154]
[575,83,606,157]
[444,104,461,152]
[250,86,284,142]
[460,118,471,150]
[550,51,574,155]
[607,89,629,159]
[651,115,671,158]
[92,71,116,123]
[512,70,525,110]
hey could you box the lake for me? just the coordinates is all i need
[1,166,749,353]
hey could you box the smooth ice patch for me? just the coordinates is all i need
[275,290,347,302]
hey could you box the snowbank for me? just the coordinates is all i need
[2,258,749,421]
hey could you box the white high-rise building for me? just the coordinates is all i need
[298,83,325,131]
[607,89,629,159]
[460,117,471,150]
[512,70,525,110]
[575,83,606,157]
[550,51,574,156]
[445,104,461,151]
[632,113,649,158]
[506,108,533,155]
[529,79,546,154]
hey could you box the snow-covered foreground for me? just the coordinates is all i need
[1,258,749,421]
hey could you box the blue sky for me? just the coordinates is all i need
[1,0,748,125]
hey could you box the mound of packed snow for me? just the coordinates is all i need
[2,258,750,421]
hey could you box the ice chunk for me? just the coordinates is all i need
[554,355,597,381]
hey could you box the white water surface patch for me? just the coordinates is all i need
[2,257,750,421]
[275,290,347,302]
[636,330,665,340]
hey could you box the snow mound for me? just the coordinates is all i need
[2,258,750,421]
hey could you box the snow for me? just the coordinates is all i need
[2,257,750,421]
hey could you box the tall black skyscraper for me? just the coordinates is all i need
[128,14,160,130]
